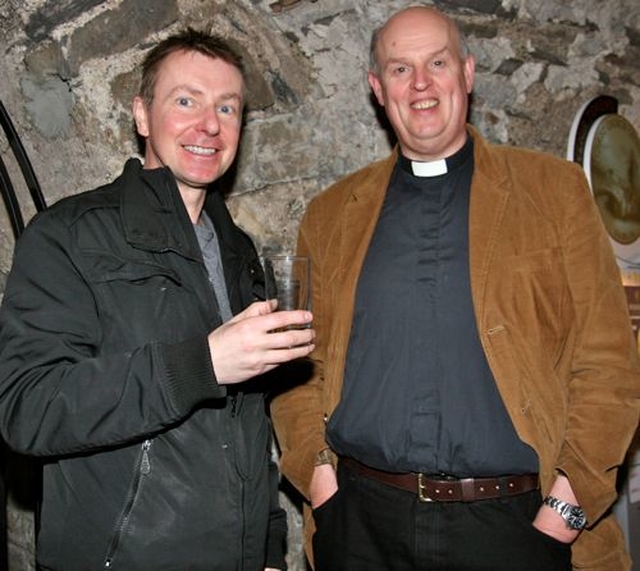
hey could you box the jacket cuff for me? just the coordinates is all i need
[160,336,226,415]
[265,527,287,570]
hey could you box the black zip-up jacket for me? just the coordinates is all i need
[0,159,287,570]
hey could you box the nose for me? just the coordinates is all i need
[412,68,431,91]
[199,108,221,135]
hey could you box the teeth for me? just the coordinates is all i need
[184,145,217,155]
[412,100,438,110]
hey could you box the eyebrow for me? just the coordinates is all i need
[218,92,243,103]
[385,47,451,66]
[167,85,243,103]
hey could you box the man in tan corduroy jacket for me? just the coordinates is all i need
[272,5,640,571]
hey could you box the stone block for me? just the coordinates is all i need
[25,0,105,41]
[67,0,179,75]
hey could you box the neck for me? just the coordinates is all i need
[179,186,207,225]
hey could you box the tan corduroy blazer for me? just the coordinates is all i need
[271,127,640,570]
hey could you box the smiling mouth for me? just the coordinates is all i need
[183,145,217,156]
[411,100,438,110]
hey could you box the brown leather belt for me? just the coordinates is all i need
[340,457,539,503]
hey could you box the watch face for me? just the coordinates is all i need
[543,496,587,530]
[568,507,587,530]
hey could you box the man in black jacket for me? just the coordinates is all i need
[0,28,315,570]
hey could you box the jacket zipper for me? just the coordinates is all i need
[103,439,153,568]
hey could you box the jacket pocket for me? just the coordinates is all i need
[103,439,153,569]
[83,251,183,287]
[81,251,205,348]
[503,247,572,362]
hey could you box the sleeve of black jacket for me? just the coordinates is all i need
[0,208,225,457]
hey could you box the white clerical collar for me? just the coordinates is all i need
[411,159,448,177]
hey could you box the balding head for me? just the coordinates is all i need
[370,6,469,74]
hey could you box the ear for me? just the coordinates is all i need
[368,71,385,107]
[463,55,475,94]
[132,96,150,138]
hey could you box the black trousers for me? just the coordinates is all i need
[312,462,572,571]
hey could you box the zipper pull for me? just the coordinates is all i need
[140,440,152,475]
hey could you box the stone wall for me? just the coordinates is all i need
[0,0,639,569]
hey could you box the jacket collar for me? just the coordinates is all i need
[119,158,203,260]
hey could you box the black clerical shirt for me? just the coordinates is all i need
[326,137,538,477]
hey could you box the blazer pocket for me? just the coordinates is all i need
[504,247,572,359]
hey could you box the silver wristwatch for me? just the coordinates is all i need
[542,495,587,530]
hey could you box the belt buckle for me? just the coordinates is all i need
[417,473,433,502]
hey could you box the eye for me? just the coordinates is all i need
[431,56,450,70]
[176,96,193,107]
[217,103,238,117]
[393,65,410,75]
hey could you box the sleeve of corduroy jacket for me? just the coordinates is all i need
[270,189,343,500]
[0,207,224,457]
[553,164,640,520]
[468,138,640,569]
[270,154,393,501]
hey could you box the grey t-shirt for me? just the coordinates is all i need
[194,211,233,323]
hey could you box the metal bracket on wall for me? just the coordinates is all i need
[0,100,47,239]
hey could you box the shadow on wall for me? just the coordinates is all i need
[0,98,49,568]
[0,444,41,569]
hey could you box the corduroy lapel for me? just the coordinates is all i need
[467,127,511,328]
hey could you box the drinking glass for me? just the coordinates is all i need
[263,255,311,314]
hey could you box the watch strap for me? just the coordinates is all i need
[543,495,587,530]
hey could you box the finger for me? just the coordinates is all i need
[231,300,276,322]
[265,309,313,330]
[264,328,315,351]
[258,299,278,315]
[266,343,316,365]
[264,328,315,350]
